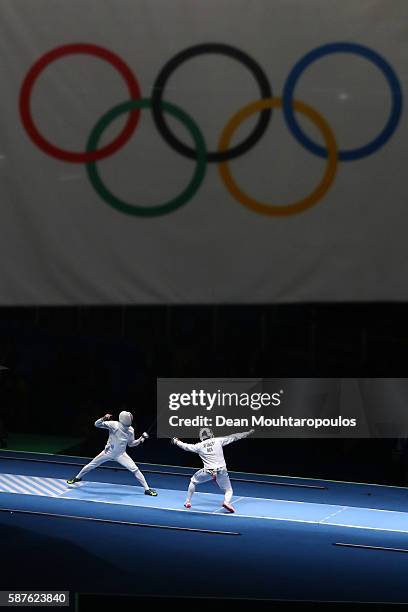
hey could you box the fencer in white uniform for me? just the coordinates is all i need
[67,411,157,496]
[172,427,254,512]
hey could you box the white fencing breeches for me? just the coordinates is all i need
[187,468,233,503]
[76,450,149,490]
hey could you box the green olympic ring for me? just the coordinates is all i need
[85,98,207,217]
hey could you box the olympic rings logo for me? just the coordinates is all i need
[19,42,403,217]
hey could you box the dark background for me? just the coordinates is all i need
[1,303,407,486]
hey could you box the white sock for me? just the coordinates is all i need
[186,481,196,502]
[133,469,149,490]
[76,465,91,479]
[224,488,233,504]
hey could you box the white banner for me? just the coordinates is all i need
[0,0,407,303]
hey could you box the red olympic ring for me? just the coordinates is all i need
[19,43,141,163]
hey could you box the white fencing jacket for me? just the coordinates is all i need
[175,431,252,470]
[95,418,144,457]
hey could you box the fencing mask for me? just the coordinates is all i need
[119,411,133,427]
[199,427,214,441]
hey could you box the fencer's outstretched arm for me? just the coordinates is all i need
[128,431,149,447]
[221,429,255,446]
[172,439,199,453]
[95,414,113,429]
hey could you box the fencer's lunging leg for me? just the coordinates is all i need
[186,480,196,503]
[133,467,149,491]
[216,469,234,512]
[76,451,111,479]
[224,487,233,504]
[116,452,150,491]
[184,469,212,508]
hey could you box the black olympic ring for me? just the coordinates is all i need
[151,43,273,162]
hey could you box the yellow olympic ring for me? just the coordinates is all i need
[218,97,338,216]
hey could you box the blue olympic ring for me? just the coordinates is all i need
[282,42,403,161]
